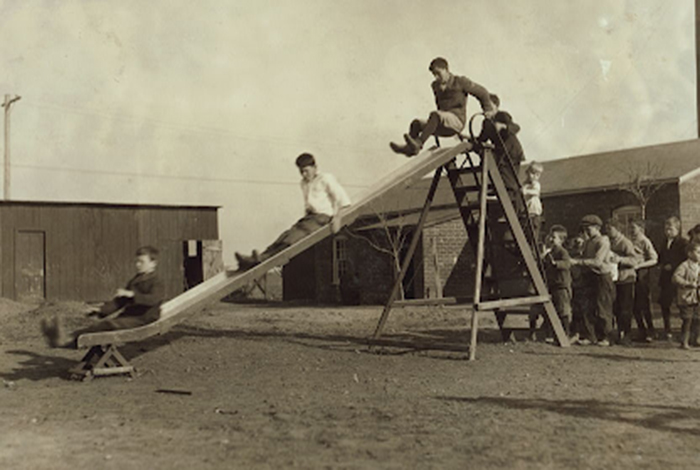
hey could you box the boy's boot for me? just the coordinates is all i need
[235,252,257,271]
[403,133,423,156]
[389,141,416,157]
[40,317,58,347]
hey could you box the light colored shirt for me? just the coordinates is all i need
[631,232,658,268]
[301,172,351,217]
[522,180,542,216]
[580,234,616,277]
[673,259,700,306]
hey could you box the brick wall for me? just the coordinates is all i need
[542,184,679,246]
[423,219,475,298]
[679,174,700,235]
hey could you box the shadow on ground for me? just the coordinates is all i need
[437,396,700,437]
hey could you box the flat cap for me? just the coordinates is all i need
[580,214,603,227]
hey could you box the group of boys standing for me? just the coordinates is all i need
[540,215,700,349]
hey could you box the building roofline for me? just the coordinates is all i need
[552,138,699,164]
[679,166,700,184]
[0,199,221,210]
[541,177,679,198]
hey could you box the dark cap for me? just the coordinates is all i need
[580,214,603,227]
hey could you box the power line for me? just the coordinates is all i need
[24,99,382,154]
[12,161,371,189]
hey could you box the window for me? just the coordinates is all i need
[612,205,642,238]
[332,236,348,285]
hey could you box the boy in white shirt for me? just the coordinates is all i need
[522,161,543,241]
[235,153,351,270]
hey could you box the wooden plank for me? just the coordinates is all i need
[393,297,458,307]
[372,167,444,339]
[484,151,570,348]
[77,142,472,348]
[476,295,550,311]
[469,149,490,360]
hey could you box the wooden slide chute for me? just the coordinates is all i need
[75,142,473,354]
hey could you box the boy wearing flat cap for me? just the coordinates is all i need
[571,214,616,346]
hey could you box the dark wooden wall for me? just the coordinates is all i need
[0,202,218,302]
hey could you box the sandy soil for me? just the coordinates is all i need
[1,298,699,470]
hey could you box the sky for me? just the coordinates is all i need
[0,0,696,263]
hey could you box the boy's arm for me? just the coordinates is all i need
[635,238,658,270]
[616,239,640,269]
[552,248,572,269]
[132,276,165,307]
[672,263,691,287]
[459,77,496,118]
[579,238,610,270]
[521,181,540,196]
[325,174,351,234]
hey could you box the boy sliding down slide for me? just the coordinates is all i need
[41,246,165,348]
[235,153,351,271]
[389,57,497,157]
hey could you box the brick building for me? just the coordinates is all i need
[283,139,700,304]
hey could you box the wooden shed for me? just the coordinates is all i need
[0,200,220,302]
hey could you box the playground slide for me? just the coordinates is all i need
[77,141,472,349]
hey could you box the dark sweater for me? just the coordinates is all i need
[99,271,165,323]
[432,75,493,124]
[658,236,688,287]
[544,245,572,290]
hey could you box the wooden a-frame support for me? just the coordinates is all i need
[372,146,570,359]
[68,344,136,381]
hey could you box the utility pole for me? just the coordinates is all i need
[2,94,22,200]
[697,0,700,136]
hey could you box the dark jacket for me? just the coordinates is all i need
[658,236,688,287]
[432,75,493,124]
[544,245,572,291]
[99,271,164,323]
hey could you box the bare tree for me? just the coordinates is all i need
[345,202,413,300]
[618,160,667,220]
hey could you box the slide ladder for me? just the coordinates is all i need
[371,143,569,360]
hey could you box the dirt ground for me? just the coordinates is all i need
[1,298,699,470]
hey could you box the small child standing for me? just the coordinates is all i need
[658,216,688,340]
[521,161,544,242]
[671,242,700,349]
[541,225,572,338]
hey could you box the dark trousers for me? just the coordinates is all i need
[580,272,616,342]
[262,213,331,259]
[658,275,675,334]
[633,269,655,336]
[69,315,153,349]
[570,284,586,337]
[614,282,635,336]
[550,287,572,336]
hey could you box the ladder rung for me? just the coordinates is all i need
[448,166,482,175]
[461,199,500,211]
